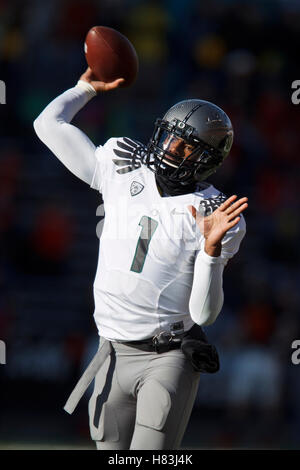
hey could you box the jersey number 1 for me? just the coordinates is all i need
[130,216,158,273]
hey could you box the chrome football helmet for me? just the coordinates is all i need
[146,99,234,195]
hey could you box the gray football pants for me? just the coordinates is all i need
[88,337,201,450]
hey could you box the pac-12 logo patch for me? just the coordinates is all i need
[130,181,144,196]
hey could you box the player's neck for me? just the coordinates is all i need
[155,176,197,197]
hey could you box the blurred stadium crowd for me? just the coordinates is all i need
[0,0,300,449]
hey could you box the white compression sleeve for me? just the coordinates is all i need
[33,84,98,185]
[189,249,226,326]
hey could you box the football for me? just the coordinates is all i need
[84,26,139,88]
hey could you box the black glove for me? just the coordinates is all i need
[180,324,220,373]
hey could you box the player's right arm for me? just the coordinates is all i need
[33,67,124,185]
[188,195,248,326]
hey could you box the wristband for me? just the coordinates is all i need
[76,80,97,97]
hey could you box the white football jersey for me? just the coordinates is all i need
[90,137,246,341]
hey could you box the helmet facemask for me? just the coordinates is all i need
[146,117,225,188]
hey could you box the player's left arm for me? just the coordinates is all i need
[188,195,248,326]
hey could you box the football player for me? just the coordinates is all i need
[33,67,247,450]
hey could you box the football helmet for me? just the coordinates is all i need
[145,99,233,195]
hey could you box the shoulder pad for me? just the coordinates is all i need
[111,137,146,175]
[198,191,227,216]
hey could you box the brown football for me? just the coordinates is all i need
[84,26,139,88]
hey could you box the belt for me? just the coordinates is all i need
[121,331,184,353]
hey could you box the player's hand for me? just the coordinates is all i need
[188,195,248,257]
[79,67,125,93]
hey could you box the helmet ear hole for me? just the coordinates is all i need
[219,131,233,154]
